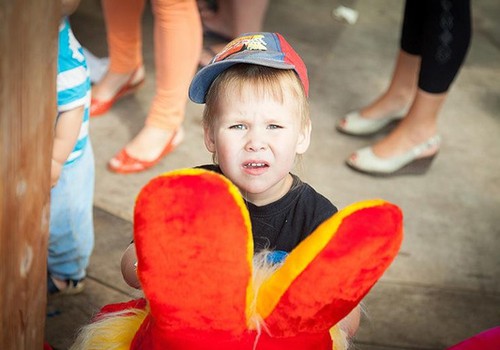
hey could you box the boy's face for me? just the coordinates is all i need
[204,85,311,206]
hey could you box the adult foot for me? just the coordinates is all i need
[345,112,441,176]
[125,126,183,162]
[108,126,185,174]
[90,66,146,116]
[346,134,441,176]
[358,91,412,121]
[200,42,228,67]
[92,66,145,102]
[370,122,439,160]
[198,3,233,41]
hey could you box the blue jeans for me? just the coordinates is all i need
[48,141,95,281]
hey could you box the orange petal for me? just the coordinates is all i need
[257,200,403,336]
[134,169,254,333]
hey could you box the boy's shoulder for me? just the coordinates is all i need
[58,17,86,71]
[289,174,337,212]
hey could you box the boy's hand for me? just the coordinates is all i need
[51,159,63,187]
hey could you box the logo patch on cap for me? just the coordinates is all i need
[214,34,268,63]
[189,32,309,103]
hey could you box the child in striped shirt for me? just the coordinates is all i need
[48,3,95,295]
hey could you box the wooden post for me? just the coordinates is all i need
[0,1,59,348]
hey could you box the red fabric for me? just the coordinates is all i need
[134,171,252,334]
[134,327,332,350]
[277,33,309,96]
[446,327,500,350]
[43,341,53,350]
[264,203,403,336]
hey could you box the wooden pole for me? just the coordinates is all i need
[0,1,59,348]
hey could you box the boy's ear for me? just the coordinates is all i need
[296,120,311,155]
[204,127,216,154]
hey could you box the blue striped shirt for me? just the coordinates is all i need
[57,17,90,165]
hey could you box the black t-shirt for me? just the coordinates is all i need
[197,164,338,252]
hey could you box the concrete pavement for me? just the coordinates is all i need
[45,0,500,349]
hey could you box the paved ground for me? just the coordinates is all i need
[45,0,500,349]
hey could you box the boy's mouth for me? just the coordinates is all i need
[243,162,269,169]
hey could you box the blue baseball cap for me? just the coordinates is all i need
[189,32,309,104]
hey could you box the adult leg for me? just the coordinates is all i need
[202,0,270,37]
[371,0,471,158]
[231,0,269,35]
[336,0,421,135]
[91,0,146,105]
[347,0,471,175]
[199,0,269,67]
[357,0,424,120]
[359,50,420,119]
[111,0,202,163]
[370,90,444,158]
[200,0,234,39]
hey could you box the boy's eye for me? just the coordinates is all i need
[268,124,283,130]
[229,124,246,130]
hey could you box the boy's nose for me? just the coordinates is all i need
[245,131,267,152]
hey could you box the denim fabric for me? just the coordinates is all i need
[48,141,95,281]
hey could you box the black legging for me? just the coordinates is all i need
[401,0,472,93]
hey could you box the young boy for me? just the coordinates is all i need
[48,9,95,294]
[122,32,335,280]
[120,32,359,337]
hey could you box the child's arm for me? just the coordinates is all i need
[121,243,142,289]
[51,106,83,186]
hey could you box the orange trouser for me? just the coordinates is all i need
[102,0,202,130]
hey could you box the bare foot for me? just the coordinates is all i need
[50,275,69,291]
[92,66,145,101]
[371,123,439,159]
[359,91,413,120]
[124,126,184,161]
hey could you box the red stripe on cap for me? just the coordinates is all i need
[276,33,309,96]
